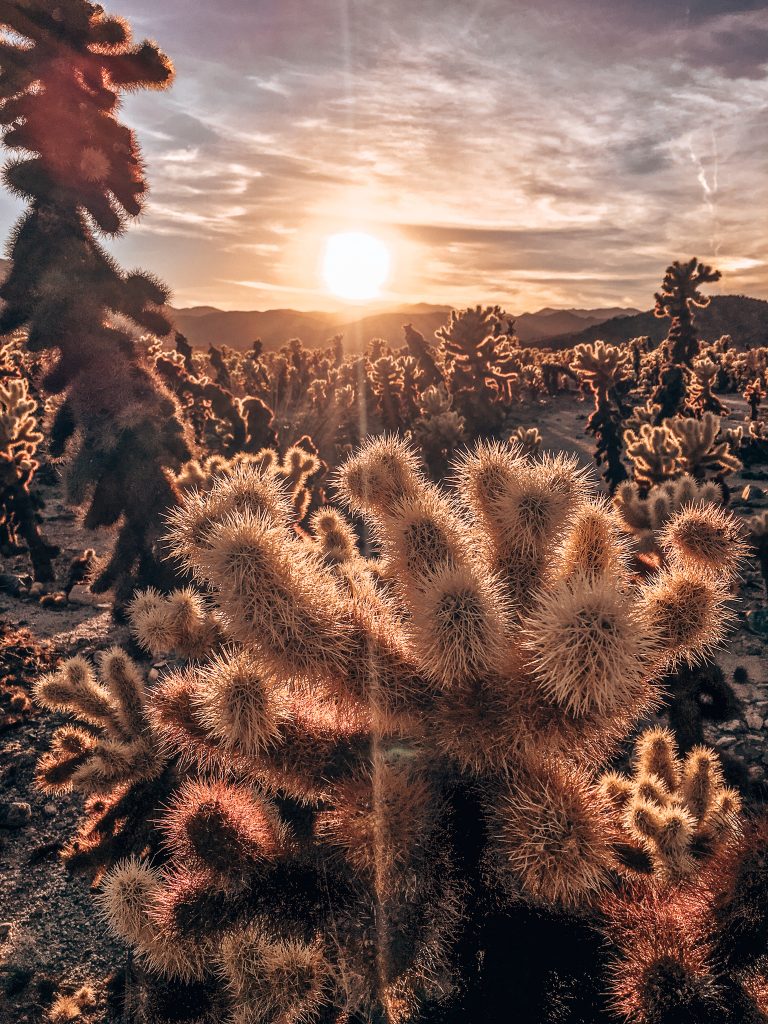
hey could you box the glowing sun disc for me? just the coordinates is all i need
[323,231,390,300]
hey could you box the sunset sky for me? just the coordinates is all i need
[3,0,767,312]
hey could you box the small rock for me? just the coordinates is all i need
[0,800,32,829]
[0,922,11,942]
[43,802,57,817]
[745,709,764,731]
[715,735,736,748]
[721,720,741,732]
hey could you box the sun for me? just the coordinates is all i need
[323,231,390,301]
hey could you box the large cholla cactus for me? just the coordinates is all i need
[0,0,192,606]
[571,340,631,491]
[654,258,721,369]
[84,437,747,1022]
[0,372,58,579]
[436,305,518,433]
[651,258,721,419]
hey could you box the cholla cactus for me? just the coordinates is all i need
[654,258,721,369]
[691,357,728,415]
[599,727,741,882]
[0,0,192,607]
[436,305,518,433]
[624,424,683,490]
[625,413,741,490]
[369,355,405,431]
[614,475,724,556]
[602,814,768,1024]
[571,341,631,491]
[33,647,168,874]
[409,384,466,478]
[81,437,746,1021]
[743,377,765,421]
[669,412,742,482]
[0,373,58,580]
[509,425,542,458]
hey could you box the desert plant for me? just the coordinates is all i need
[436,306,518,433]
[0,372,58,580]
[571,340,631,491]
[76,438,747,1022]
[602,813,768,1024]
[409,384,466,478]
[651,258,721,419]
[509,425,542,458]
[0,0,192,608]
[690,357,729,415]
[599,727,741,882]
[625,413,741,492]
[614,475,725,558]
[743,377,765,422]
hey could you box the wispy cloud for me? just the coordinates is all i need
[60,1,768,309]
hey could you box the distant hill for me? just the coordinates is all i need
[542,295,768,351]
[167,302,640,352]
[515,306,639,343]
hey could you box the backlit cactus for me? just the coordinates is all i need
[33,648,168,873]
[54,436,749,1021]
[600,727,741,882]
[0,372,58,580]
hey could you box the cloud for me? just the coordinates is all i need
[47,1,765,309]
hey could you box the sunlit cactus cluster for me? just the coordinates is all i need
[30,435,751,1021]
[0,368,58,580]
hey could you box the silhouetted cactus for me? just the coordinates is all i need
[571,340,631,491]
[436,306,518,433]
[651,258,721,419]
[0,0,192,607]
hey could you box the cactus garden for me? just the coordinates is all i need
[1,1,768,1022]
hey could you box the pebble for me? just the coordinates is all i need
[43,802,57,817]
[0,922,11,942]
[745,710,765,731]
[0,801,32,829]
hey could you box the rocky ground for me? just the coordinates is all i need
[0,390,766,1022]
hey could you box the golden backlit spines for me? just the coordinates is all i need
[522,571,657,718]
[191,509,355,683]
[600,729,742,883]
[557,497,633,582]
[489,760,615,908]
[218,926,331,1024]
[310,506,359,565]
[335,434,423,518]
[165,462,293,571]
[639,565,733,669]
[660,502,747,579]
[190,648,287,758]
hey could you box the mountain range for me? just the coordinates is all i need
[168,303,641,352]
[542,294,768,351]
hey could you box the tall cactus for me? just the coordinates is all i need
[0,0,191,607]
